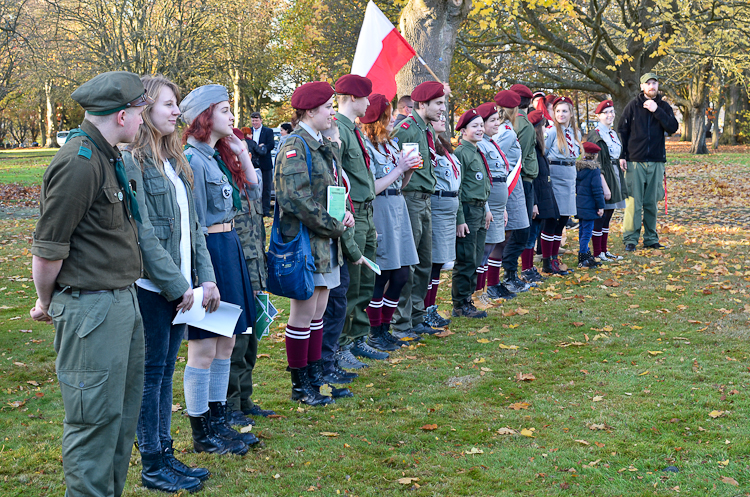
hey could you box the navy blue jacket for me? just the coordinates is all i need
[575,159,605,220]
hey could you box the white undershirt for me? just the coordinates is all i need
[252,126,261,143]
[136,159,193,294]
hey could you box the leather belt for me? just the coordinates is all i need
[377,188,402,197]
[549,160,575,166]
[59,285,132,295]
[465,200,486,207]
[352,200,373,210]
[207,220,235,233]
[491,176,507,182]
[432,190,458,198]
[404,191,431,200]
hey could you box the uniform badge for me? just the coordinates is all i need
[444,169,451,178]
[117,191,123,201]
[384,164,392,174]
[392,137,399,144]
[401,122,410,129]
[221,174,228,183]
[286,150,297,158]
[476,172,484,181]
[505,124,511,130]
[222,185,232,199]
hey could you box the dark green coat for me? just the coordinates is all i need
[335,113,375,203]
[586,129,628,204]
[454,139,492,225]
[392,111,437,193]
[515,109,539,181]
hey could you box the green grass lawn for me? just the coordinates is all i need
[0,149,56,185]
[0,152,749,496]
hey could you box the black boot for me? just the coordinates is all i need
[367,324,399,351]
[307,360,353,398]
[141,451,203,493]
[289,366,334,406]
[503,270,531,293]
[208,401,261,447]
[541,257,554,274]
[577,252,598,268]
[189,410,247,455]
[161,439,210,481]
[321,357,357,384]
[380,323,409,346]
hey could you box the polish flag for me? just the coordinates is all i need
[351,1,416,101]
[506,157,523,195]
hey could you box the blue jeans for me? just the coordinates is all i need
[135,287,185,454]
[525,218,543,250]
[579,219,594,253]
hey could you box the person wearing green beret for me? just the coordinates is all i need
[30,71,153,497]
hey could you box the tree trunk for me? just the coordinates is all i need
[396,0,472,97]
[232,67,241,127]
[719,82,738,145]
[711,94,724,150]
[678,104,691,141]
[44,81,55,148]
[689,100,709,154]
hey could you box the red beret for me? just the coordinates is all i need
[544,94,558,105]
[552,96,574,108]
[595,99,614,114]
[360,93,389,124]
[335,74,372,98]
[494,90,521,109]
[291,81,335,110]
[411,81,445,103]
[456,108,482,131]
[527,110,545,126]
[477,102,498,120]
[510,84,533,99]
[582,142,601,155]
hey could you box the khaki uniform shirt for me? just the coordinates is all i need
[335,113,375,203]
[454,139,492,225]
[515,110,539,181]
[392,112,437,193]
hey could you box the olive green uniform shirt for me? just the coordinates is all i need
[454,139,492,225]
[392,111,437,193]
[335,113,375,203]
[32,120,141,289]
[515,109,539,181]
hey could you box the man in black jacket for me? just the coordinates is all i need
[617,73,679,252]
[249,112,276,216]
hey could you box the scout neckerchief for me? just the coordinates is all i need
[184,143,242,211]
[66,127,141,222]
[488,137,510,173]
[444,152,460,178]
[564,128,575,157]
[412,115,437,168]
[477,148,493,186]
[353,127,372,171]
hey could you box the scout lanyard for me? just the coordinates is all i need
[477,148,493,186]
[488,138,510,173]
[444,152,460,178]
[184,143,242,211]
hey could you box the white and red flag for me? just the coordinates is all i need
[351,1,416,101]
[506,157,523,195]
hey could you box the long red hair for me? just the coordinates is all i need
[182,103,249,189]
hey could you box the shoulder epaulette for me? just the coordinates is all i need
[401,122,410,129]
[77,140,92,160]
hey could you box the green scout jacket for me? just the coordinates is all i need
[515,109,539,181]
[335,113,375,203]
[327,141,361,263]
[586,129,628,204]
[123,150,216,302]
[275,127,346,273]
[454,139,492,225]
[32,120,142,290]
[235,190,267,291]
[392,112,437,193]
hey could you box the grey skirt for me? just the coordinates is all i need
[550,164,577,217]
[374,194,419,270]
[313,241,341,289]
[505,179,530,231]
[485,181,509,243]
[431,194,459,263]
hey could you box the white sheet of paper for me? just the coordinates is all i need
[172,287,244,337]
[172,287,205,325]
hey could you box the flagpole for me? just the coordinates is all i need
[416,56,444,84]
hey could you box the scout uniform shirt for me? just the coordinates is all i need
[453,139,492,225]
[494,120,529,230]
[185,137,237,232]
[514,109,539,181]
[434,152,462,192]
[392,111,437,193]
[32,120,141,290]
[335,112,376,203]
[544,123,581,162]
[365,138,402,187]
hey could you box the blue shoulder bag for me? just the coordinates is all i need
[266,135,317,300]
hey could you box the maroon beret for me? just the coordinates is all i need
[553,96,574,108]
[411,81,445,103]
[544,94,558,106]
[477,102,498,120]
[456,108,482,131]
[494,90,521,109]
[582,142,601,155]
[335,74,372,98]
[527,110,545,126]
[291,81,335,110]
[595,99,614,114]
[360,93,389,124]
[510,84,533,99]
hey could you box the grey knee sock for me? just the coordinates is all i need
[183,366,210,416]
[208,358,231,403]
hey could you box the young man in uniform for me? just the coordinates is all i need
[394,95,413,126]
[30,71,152,497]
[392,81,447,337]
[617,73,679,251]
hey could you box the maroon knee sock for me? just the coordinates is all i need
[429,280,440,306]
[487,258,502,287]
[541,232,554,259]
[284,324,309,369]
[592,233,602,256]
[381,297,399,325]
[521,248,534,270]
[365,299,383,327]
[602,229,609,253]
[551,237,561,257]
[475,266,485,291]
[307,319,323,362]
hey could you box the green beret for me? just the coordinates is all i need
[72,71,152,115]
[640,72,659,84]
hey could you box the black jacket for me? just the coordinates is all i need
[575,158,605,220]
[532,142,559,220]
[617,93,679,163]
[250,126,276,171]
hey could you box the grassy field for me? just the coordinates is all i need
[0,147,749,496]
[0,149,56,185]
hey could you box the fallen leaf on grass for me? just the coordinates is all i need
[420,424,438,431]
[588,423,611,431]
[13,362,26,367]
[473,357,485,363]
[559,341,586,347]
[603,279,620,287]
[319,384,332,396]
[320,432,339,437]
[509,402,530,410]
[720,476,739,486]
[499,343,518,350]
[709,410,725,418]
[516,307,529,315]
[477,338,491,344]
[572,322,584,327]
[465,447,484,454]
[574,439,590,446]
[592,396,603,402]
[497,427,517,435]
[398,477,419,485]
[476,326,490,333]
[520,428,536,437]
[516,373,536,381]
[638,370,650,376]
[257,353,271,358]
[240,425,253,433]
[8,400,26,408]
[434,330,454,338]
[171,403,182,412]
[26,380,39,386]
[648,350,663,356]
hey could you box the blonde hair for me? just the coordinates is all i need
[128,75,193,186]
[553,101,582,157]
[499,106,518,128]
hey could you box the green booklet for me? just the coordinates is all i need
[327,186,347,222]
[361,255,381,275]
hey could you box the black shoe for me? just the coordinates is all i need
[411,322,441,335]
[503,270,531,293]
[367,325,400,351]
[189,410,247,456]
[587,252,602,267]
[324,357,358,381]
[577,252,599,268]
[522,268,541,283]
[424,305,451,327]
[486,283,516,300]
[228,409,255,426]
[625,243,636,252]
[566,218,579,230]
[307,360,353,398]
[380,324,410,346]
[452,299,487,318]
[391,329,422,341]
[161,439,210,481]
[550,257,570,275]
[208,402,261,447]
[541,257,554,274]
[141,451,202,493]
[334,346,369,369]
[242,404,276,417]
[289,365,334,406]
[351,336,389,360]
[321,360,355,384]
[644,242,666,250]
